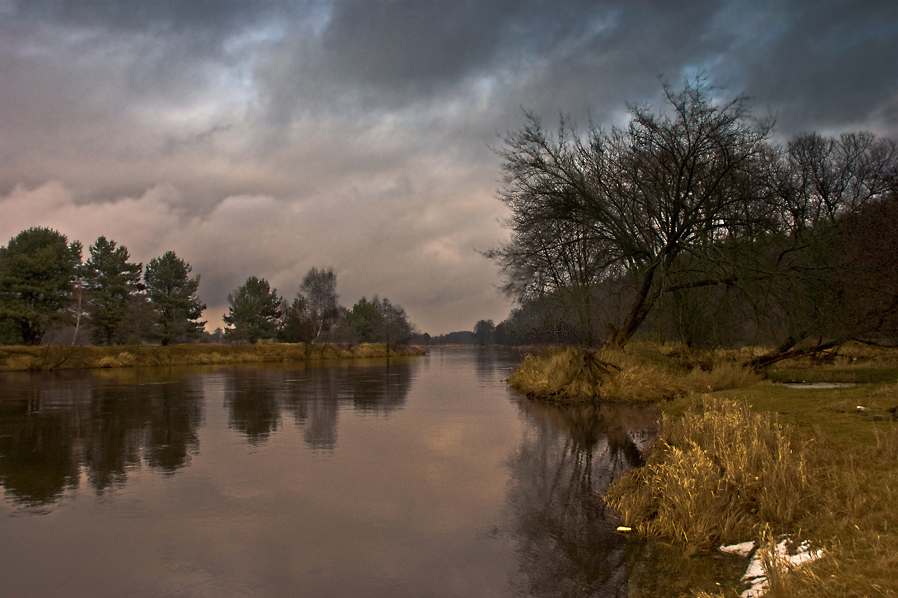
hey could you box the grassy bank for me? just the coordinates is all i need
[509,342,898,596]
[609,385,898,597]
[508,344,762,402]
[0,343,425,371]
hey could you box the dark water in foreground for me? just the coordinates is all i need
[0,347,659,597]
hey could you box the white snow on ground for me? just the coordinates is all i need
[719,538,824,598]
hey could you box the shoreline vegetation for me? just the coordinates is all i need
[0,342,425,372]
[509,342,898,597]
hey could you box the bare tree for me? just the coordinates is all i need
[373,297,414,351]
[297,267,340,343]
[492,79,775,348]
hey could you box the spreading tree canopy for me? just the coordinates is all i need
[491,79,775,347]
[340,297,380,343]
[374,297,414,351]
[298,267,340,342]
[338,296,414,349]
[279,267,341,344]
[0,227,82,345]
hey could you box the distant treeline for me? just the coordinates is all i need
[0,229,416,349]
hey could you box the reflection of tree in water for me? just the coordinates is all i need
[221,361,414,450]
[143,381,202,473]
[503,400,659,597]
[224,368,283,445]
[282,367,339,450]
[474,347,526,387]
[0,362,415,507]
[342,363,412,414]
[280,361,414,450]
[85,377,203,485]
[83,386,144,492]
[0,403,82,507]
[0,371,204,507]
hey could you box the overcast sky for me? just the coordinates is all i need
[2,0,897,335]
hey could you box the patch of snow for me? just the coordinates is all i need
[719,540,756,558]
[735,538,824,598]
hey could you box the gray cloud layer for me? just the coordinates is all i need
[2,0,897,334]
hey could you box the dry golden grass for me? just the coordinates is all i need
[612,373,898,597]
[507,346,761,402]
[0,343,424,371]
[605,397,811,549]
[507,342,898,596]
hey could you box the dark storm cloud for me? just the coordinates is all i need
[10,0,265,33]
[737,0,898,135]
[2,0,897,333]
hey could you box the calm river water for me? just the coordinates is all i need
[0,347,659,597]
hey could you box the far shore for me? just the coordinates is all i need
[0,342,425,372]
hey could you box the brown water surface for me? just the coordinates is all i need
[0,347,658,597]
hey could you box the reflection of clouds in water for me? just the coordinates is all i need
[0,370,204,507]
[501,400,660,597]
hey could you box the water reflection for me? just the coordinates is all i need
[504,399,660,597]
[0,359,417,507]
[0,388,82,505]
[0,370,203,507]
[473,346,526,384]
[225,368,283,445]
[224,360,416,449]
[0,349,665,597]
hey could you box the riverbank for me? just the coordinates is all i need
[507,342,898,595]
[0,343,425,371]
[583,343,898,597]
[609,384,898,597]
[507,343,764,402]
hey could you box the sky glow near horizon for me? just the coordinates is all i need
[2,0,897,335]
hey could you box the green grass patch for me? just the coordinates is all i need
[767,367,898,385]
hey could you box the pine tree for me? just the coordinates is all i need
[83,236,143,345]
[144,251,206,345]
[223,276,283,343]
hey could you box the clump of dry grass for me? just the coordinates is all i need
[507,346,761,402]
[873,423,898,461]
[605,397,811,548]
[685,361,763,393]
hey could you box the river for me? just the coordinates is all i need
[0,347,658,597]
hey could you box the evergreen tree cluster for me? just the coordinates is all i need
[0,228,205,346]
[220,270,416,349]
